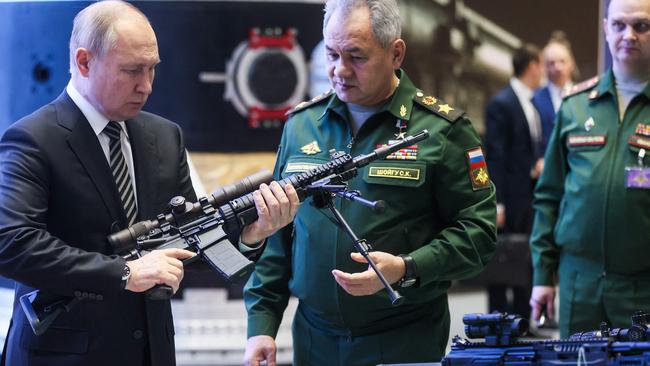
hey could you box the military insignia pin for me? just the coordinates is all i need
[422,96,437,105]
[394,119,407,140]
[400,105,407,117]
[584,117,595,132]
[466,147,490,190]
[300,141,322,155]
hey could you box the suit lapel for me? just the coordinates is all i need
[126,118,159,220]
[56,92,125,226]
[506,85,533,144]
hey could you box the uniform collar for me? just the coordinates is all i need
[591,68,650,102]
[319,69,416,123]
[383,69,416,121]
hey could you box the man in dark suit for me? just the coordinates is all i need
[0,2,299,365]
[484,44,544,316]
[532,38,576,152]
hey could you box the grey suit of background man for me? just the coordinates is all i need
[0,1,299,365]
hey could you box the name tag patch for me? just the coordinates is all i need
[368,166,420,180]
[285,162,321,173]
[628,135,650,150]
[567,134,606,147]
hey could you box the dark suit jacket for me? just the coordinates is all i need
[532,85,557,152]
[485,84,539,234]
[0,91,196,366]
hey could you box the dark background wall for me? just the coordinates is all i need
[0,0,603,149]
[465,0,601,80]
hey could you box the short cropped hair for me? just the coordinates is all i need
[323,0,401,48]
[69,0,148,75]
[512,44,541,77]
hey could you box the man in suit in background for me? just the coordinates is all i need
[484,44,544,316]
[533,36,577,152]
[0,1,299,365]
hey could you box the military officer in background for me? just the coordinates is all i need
[243,0,497,365]
[530,0,650,338]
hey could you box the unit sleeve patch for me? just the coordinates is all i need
[466,147,490,190]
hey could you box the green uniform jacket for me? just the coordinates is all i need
[531,68,650,287]
[245,70,497,339]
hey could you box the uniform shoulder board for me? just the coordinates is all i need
[562,76,599,99]
[286,89,335,116]
[413,90,463,122]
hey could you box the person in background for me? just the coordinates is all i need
[484,44,544,318]
[533,32,578,152]
[529,0,650,337]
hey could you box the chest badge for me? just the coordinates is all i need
[584,117,595,132]
[300,141,322,155]
[636,123,650,137]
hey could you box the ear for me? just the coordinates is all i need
[391,39,406,69]
[603,18,609,40]
[75,48,92,77]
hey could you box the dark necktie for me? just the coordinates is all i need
[104,121,138,226]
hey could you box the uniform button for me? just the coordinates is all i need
[602,271,607,278]
[74,290,82,298]
[96,294,103,301]
[133,329,143,339]
[88,293,97,301]
[81,292,89,299]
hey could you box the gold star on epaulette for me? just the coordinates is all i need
[438,104,454,115]
[413,93,462,122]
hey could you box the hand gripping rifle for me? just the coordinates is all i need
[21,130,430,335]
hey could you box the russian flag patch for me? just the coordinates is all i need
[466,147,490,190]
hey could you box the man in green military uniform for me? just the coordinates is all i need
[530,0,650,338]
[243,1,497,365]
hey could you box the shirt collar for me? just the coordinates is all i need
[547,82,562,98]
[510,77,534,100]
[66,81,127,137]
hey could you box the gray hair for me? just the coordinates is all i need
[323,0,402,48]
[69,0,148,75]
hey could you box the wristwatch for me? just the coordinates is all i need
[121,264,131,290]
[397,254,418,288]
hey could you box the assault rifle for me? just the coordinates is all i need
[21,130,430,335]
[442,311,650,366]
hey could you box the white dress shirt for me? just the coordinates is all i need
[510,77,542,147]
[66,82,138,206]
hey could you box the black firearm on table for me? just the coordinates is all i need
[442,311,650,366]
[22,130,431,335]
